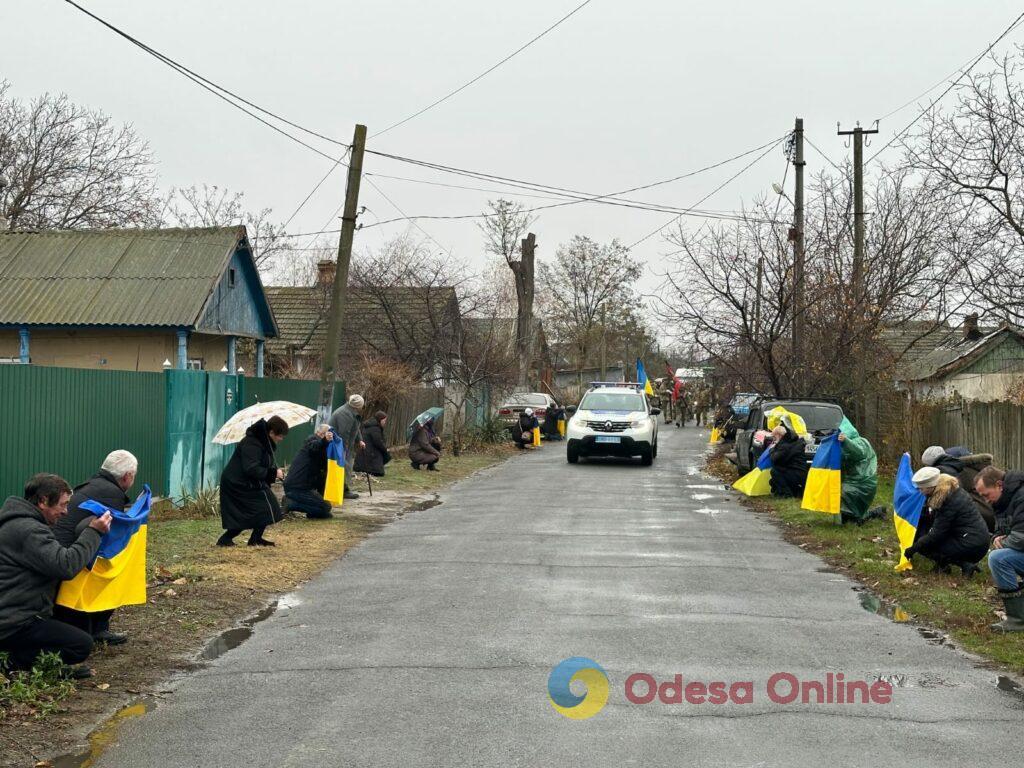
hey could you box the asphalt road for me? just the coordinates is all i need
[95,427,1023,767]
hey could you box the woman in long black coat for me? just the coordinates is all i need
[218,416,289,547]
[354,412,392,477]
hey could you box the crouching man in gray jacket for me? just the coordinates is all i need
[0,474,111,678]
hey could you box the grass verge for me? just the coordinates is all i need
[706,451,1024,674]
[0,444,514,767]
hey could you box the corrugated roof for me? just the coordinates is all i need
[897,325,1023,381]
[0,227,245,327]
[265,283,461,370]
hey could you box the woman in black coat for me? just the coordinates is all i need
[905,469,990,576]
[218,416,289,547]
[768,426,809,498]
[354,412,392,477]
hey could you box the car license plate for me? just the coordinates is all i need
[806,443,819,453]
[596,436,621,444]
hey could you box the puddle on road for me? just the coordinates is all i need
[691,493,715,501]
[51,698,155,768]
[201,600,282,660]
[694,507,727,517]
[685,484,725,490]
[403,495,442,514]
[857,591,910,622]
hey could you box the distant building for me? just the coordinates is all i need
[0,227,278,374]
[895,314,1024,401]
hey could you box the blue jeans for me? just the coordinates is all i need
[988,547,1024,591]
[284,487,332,519]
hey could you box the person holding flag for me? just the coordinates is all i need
[283,425,335,519]
[0,474,111,677]
[768,426,810,498]
[636,359,654,396]
[836,419,885,525]
[902,467,988,577]
[52,450,139,646]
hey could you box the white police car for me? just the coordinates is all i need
[566,383,660,466]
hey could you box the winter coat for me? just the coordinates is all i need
[219,419,283,531]
[839,422,878,522]
[541,408,564,438]
[354,419,391,476]
[409,423,441,465]
[283,434,329,494]
[328,404,363,457]
[932,452,995,532]
[512,413,539,444]
[993,471,1024,551]
[769,432,809,497]
[911,476,990,555]
[53,469,129,548]
[0,496,101,640]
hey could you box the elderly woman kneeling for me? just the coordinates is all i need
[905,467,990,577]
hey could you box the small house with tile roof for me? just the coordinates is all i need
[0,227,278,374]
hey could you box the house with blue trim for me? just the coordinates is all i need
[0,226,278,374]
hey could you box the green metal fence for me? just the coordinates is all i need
[0,365,168,499]
[0,365,346,502]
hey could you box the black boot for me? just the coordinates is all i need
[248,536,275,547]
[992,590,1024,632]
[216,530,240,547]
[411,461,421,470]
[960,562,981,579]
[93,630,128,646]
[427,463,439,472]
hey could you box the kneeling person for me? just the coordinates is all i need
[768,426,809,498]
[0,474,111,676]
[905,468,989,576]
[283,425,334,519]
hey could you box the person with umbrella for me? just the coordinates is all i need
[217,416,289,547]
[409,413,442,471]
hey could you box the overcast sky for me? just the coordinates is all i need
[4,0,1022,311]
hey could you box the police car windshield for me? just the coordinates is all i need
[581,392,645,412]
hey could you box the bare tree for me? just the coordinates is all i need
[540,236,643,386]
[478,199,538,387]
[0,82,159,229]
[910,52,1024,323]
[163,183,291,269]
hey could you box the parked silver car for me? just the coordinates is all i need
[496,392,558,425]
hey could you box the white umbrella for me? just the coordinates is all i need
[212,400,316,445]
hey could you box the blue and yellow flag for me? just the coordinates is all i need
[324,433,345,507]
[733,447,773,496]
[636,359,654,396]
[801,432,842,514]
[56,485,151,613]
[893,453,925,571]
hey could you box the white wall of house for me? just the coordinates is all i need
[911,372,1024,402]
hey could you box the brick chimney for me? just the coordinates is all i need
[963,312,982,342]
[316,260,336,287]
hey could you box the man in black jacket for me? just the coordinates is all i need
[0,474,111,676]
[52,450,137,646]
[768,426,809,498]
[976,466,1024,632]
[512,409,539,449]
[283,425,334,519]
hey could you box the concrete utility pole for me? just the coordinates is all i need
[791,118,805,390]
[317,124,367,424]
[600,305,607,380]
[837,122,878,307]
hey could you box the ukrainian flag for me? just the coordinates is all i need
[801,432,842,514]
[893,453,925,571]
[324,433,345,507]
[733,447,773,496]
[56,485,151,613]
[636,359,654,396]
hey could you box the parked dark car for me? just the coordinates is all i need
[732,398,845,474]
[724,392,759,439]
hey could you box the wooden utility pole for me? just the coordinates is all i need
[837,122,878,307]
[317,124,367,423]
[791,117,805,391]
[511,232,537,388]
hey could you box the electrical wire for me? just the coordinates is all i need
[362,177,456,256]
[626,137,786,249]
[370,0,596,139]
[866,9,1024,164]
[804,135,845,174]
[61,0,350,160]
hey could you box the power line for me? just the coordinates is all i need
[61,0,350,160]
[370,0,596,139]
[627,137,786,249]
[804,135,845,174]
[362,177,456,256]
[866,9,1024,165]
[365,135,787,219]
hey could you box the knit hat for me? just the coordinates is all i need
[348,394,365,409]
[524,408,534,416]
[921,445,945,466]
[912,466,942,489]
[374,410,387,423]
